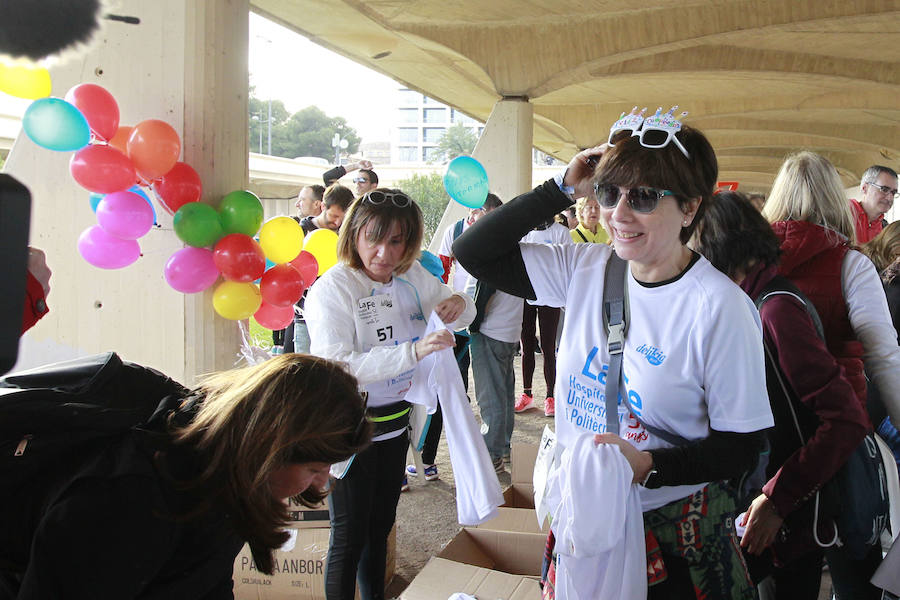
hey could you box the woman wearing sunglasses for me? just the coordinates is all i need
[305,188,475,600]
[454,110,773,599]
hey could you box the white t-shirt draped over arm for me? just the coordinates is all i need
[842,250,900,422]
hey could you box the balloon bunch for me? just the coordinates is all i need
[9,75,342,328]
[167,191,340,328]
[20,82,202,270]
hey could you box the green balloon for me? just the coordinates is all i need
[219,190,264,236]
[173,203,223,247]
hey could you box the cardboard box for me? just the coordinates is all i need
[285,498,330,528]
[400,528,546,600]
[477,443,546,534]
[233,525,396,600]
[400,557,541,600]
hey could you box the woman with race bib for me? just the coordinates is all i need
[305,189,475,600]
[454,107,774,599]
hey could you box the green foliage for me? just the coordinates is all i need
[395,173,451,247]
[432,122,478,163]
[248,91,360,160]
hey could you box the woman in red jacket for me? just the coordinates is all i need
[692,191,868,599]
[761,152,900,599]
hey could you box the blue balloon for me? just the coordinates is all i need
[22,97,91,152]
[128,185,157,225]
[443,156,489,208]
[89,193,103,212]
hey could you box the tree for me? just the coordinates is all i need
[432,122,478,163]
[247,90,360,160]
[395,173,450,247]
[272,106,360,160]
[248,89,289,154]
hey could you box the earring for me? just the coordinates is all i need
[682,219,689,227]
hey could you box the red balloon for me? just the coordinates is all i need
[69,144,136,194]
[153,162,202,214]
[254,302,294,330]
[289,251,319,287]
[64,83,119,141]
[260,264,305,307]
[127,119,181,181]
[213,234,266,282]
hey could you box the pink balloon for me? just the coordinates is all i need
[254,301,294,330]
[70,144,136,194]
[77,225,140,269]
[164,247,220,293]
[64,83,120,141]
[96,190,154,240]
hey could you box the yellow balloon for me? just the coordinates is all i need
[259,216,304,264]
[0,64,51,99]
[303,228,339,276]
[212,281,261,320]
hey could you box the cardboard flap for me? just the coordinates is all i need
[400,558,541,600]
[439,528,546,576]
[511,443,539,485]
[475,507,544,534]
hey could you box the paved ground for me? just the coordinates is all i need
[384,354,834,600]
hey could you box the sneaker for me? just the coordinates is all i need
[423,464,439,481]
[406,464,418,477]
[400,476,410,492]
[515,393,535,413]
[544,397,555,417]
[492,457,506,475]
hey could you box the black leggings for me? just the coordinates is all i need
[520,303,560,394]
[325,432,407,600]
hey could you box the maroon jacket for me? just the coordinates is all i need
[772,220,867,407]
[741,262,868,563]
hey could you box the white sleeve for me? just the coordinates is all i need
[305,274,418,386]
[438,223,455,257]
[521,242,608,308]
[842,250,900,421]
[411,264,476,330]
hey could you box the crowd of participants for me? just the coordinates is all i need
[5,114,900,600]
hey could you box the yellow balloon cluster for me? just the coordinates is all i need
[259,216,304,264]
[0,63,51,100]
[303,229,339,276]
[212,281,261,320]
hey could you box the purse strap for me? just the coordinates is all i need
[602,253,689,446]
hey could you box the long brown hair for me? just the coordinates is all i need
[862,221,900,276]
[172,354,370,574]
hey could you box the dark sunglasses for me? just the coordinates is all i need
[362,190,412,208]
[593,182,675,214]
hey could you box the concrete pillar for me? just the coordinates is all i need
[7,0,248,383]
[428,97,533,253]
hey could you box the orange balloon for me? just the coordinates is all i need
[109,125,132,154]
[126,119,181,181]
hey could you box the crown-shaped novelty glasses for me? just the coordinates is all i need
[607,106,690,159]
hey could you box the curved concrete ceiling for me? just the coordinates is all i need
[252,0,899,192]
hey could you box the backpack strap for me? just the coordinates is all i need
[575,228,589,243]
[602,253,690,446]
[755,275,825,341]
[453,218,465,241]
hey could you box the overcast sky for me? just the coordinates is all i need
[0,13,402,145]
[249,12,400,144]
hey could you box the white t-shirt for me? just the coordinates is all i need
[521,242,774,511]
[438,218,472,293]
[522,222,573,246]
[464,276,525,344]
